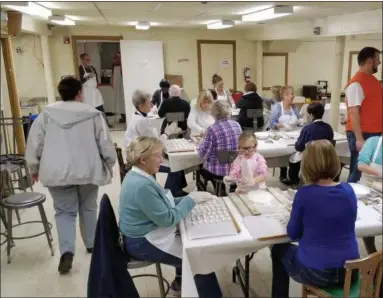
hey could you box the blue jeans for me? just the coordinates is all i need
[271,243,356,298]
[123,236,222,298]
[346,131,381,183]
[158,165,187,197]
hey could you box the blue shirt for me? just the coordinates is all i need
[287,182,359,270]
[269,103,301,129]
[295,120,334,152]
[358,136,382,166]
[118,170,195,237]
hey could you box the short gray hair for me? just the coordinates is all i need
[169,85,181,98]
[132,90,151,110]
[211,100,231,120]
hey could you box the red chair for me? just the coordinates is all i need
[231,91,243,104]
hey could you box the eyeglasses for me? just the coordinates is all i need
[239,146,256,152]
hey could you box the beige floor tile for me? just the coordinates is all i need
[0,131,375,297]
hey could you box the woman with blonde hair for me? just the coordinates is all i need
[264,85,282,110]
[119,136,222,297]
[270,140,359,298]
[269,86,303,184]
[187,89,215,135]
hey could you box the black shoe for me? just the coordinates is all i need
[280,178,293,185]
[58,252,73,275]
[86,247,93,254]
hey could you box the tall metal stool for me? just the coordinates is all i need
[1,192,54,264]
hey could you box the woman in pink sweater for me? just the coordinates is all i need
[224,132,268,193]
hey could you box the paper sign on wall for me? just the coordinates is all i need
[137,60,149,68]
[220,59,231,68]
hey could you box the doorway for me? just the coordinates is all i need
[197,40,237,92]
[71,35,125,131]
[262,53,289,98]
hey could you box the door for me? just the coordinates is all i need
[262,53,288,98]
[197,40,236,92]
[120,40,164,124]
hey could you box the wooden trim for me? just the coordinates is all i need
[348,50,383,82]
[262,53,289,90]
[347,51,359,82]
[1,37,25,154]
[71,35,123,79]
[197,39,237,91]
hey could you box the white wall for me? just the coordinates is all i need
[286,34,382,95]
[10,33,47,100]
[49,26,258,99]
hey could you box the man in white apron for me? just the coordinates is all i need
[151,79,170,111]
[112,52,126,124]
[79,53,111,127]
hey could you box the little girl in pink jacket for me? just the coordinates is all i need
[224,132,268,192]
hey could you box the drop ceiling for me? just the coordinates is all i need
[4,1,383,28]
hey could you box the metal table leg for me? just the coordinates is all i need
[232,252,256,298]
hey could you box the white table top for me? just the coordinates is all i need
[166,131,350,172]
[180,189,382,297]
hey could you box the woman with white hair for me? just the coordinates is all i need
[124,89,188,197]
[158,84,191,135]
[124,89,167,148]
[198,101,242,195]
[187,89,215,135]
[120,136,222,297]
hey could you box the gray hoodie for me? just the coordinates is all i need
[25,101,116,187]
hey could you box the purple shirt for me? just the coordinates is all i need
[198,119,242,176]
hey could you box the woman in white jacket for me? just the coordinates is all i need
[187,90,215,135]
[25,76,116,275]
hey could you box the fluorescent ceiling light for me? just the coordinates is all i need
[2,2,52,19]
[49,15,75,26]
[207,20,234,30]
[136,21,150,30]
[242,6,293,22]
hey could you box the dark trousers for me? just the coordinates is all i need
[346,131,381,183]
[197,168,235,196]
[158,166,187,197]
[123,236,222,298]
[95,105,110,125]
[271,243,357,298]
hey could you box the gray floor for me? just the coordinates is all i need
[1,130,381,297]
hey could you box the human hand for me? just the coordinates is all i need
[282,123,292,131]
[188,191,216,204]
[223,176,236,185]
[356,138,364,152]
[298,119,304,126]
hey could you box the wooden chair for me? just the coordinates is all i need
[302,249,383,298]
[114,143,131,184]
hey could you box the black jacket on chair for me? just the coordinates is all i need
[158,96,191,135]
[236,92,264,129]
[87,194,139,298]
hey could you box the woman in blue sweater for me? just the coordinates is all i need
[119,136,222,297]
[271,140,359,298]
[288,102,334,185]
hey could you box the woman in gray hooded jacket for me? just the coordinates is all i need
[25,76,116,274]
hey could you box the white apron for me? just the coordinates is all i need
[360,136,382,184]
[112,65,125,114]
[216,89,229,102]
[82,65,104,108]
[238,157,266,192]
[131,167,183,259]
